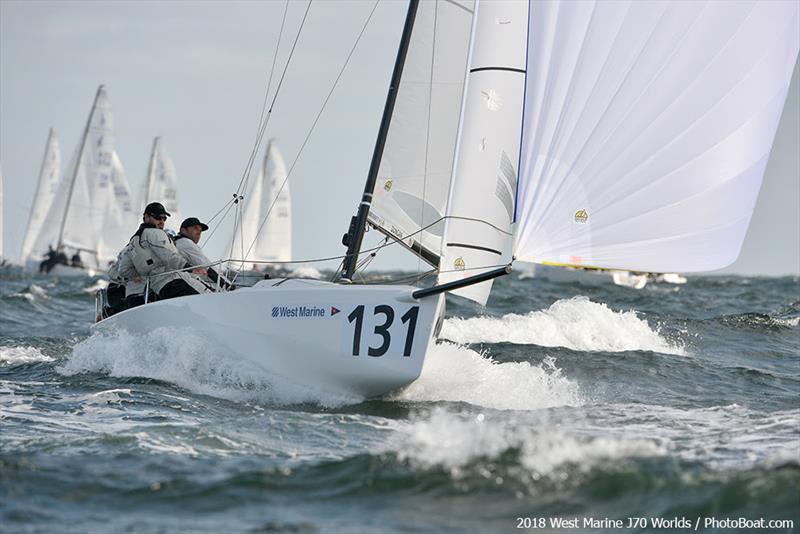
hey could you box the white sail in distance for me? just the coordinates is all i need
[368,0,474,267]
[0,165,3,261]
[513,0,800,273]
[97,151,135,266]
[140,137,180,231]
[233,140,291,264]
[21,128,62,267]
[39,85,115,268]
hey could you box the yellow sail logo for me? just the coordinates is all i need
[384,179,393,191]
[454,257,466,271]
[574,209,589,223]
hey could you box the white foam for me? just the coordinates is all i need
[57,328,362,408]
[0,346,54,365]
[394,408,666,477]
[442,296,685,355]
[392,342,582,410]
[83,279,109,293]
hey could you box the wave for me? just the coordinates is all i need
[442,296,685,355]
[392,342,582,410]
[57,328,363,408]
[0,346,54,365]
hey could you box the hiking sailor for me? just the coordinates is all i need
[119,202,209,300]
[174,217,233,290]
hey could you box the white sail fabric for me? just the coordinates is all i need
[22,129,62,266]
[140,137,181,231]
[232,140,291,264]
[368,0,474,266]
[97,151,135,265]
[37,86,115,268]
[438,0,529,305]
[514,0,800,272]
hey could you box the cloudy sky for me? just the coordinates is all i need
[1,0,798,275]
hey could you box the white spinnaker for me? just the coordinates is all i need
[40,86,114,268]
[368,0,474,266]
[98,151,135,265]
[438,0,529,305]
[514,0,800,272]
[234,140,291,263]
[22,129,62,265]
[140,137,181,232]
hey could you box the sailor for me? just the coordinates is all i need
[118,202,208,301]
[174,217,234,290]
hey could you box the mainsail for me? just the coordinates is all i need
[230,140,292,264]
[367,0,474,267]
[21,129,62,266]
[140,137,180,231]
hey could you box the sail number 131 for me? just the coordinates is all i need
[347,305,419,357]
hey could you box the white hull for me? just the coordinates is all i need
[48,263,98,278]
[95,279,444,398]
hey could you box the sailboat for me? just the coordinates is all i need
[21,129,62,272]
[36,85,134,276]
[95,0,799,398]
[228,139,292,272]
[140,137,181,232]
[0,165,4,265]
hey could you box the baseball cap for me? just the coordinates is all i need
[144,202,171,217]
[180,217,209,231]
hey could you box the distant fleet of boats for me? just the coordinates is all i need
[8,85,293,277]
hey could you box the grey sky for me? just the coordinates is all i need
[1,0,798,275]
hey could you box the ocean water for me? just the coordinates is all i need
[1,266,798,533]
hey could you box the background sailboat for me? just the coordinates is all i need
[139,137,180,232]
[37,85,133,275]
[21,128,62,272]
[228,139,293,272]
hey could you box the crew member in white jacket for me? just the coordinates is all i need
[118,203,208,301]
[174,217,233,290]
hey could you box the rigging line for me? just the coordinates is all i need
[234,0,292,198]
[205,195,236,225]
[201,198,238,246]
[234,0,381,278]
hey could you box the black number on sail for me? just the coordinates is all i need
[369,305,394,357]
[347,305,365,356]
[400,306,419,357]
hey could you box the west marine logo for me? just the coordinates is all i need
[384,179,393,191]
[271,306,327,319]
[454,257,466,271]
[574,209,589,223]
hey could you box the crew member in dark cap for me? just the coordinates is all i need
[113,202,208,302]
[174,217,233,290]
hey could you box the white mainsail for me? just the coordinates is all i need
[140,137,180,231]
[368,0,474,266]
[232,140,291,264]
[21,128,62,267]
[513,0,800,273]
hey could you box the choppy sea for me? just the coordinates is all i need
[1,266,798,533]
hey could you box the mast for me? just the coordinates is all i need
[340,0,420,281]
[143,137,159,207]
[56,85,104,250]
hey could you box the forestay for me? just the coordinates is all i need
[513,0,800,272]
[21,128,62,265]
[140,137,181,231]
[368,0,474,267]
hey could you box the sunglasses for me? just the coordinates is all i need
[149,214,168,222]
